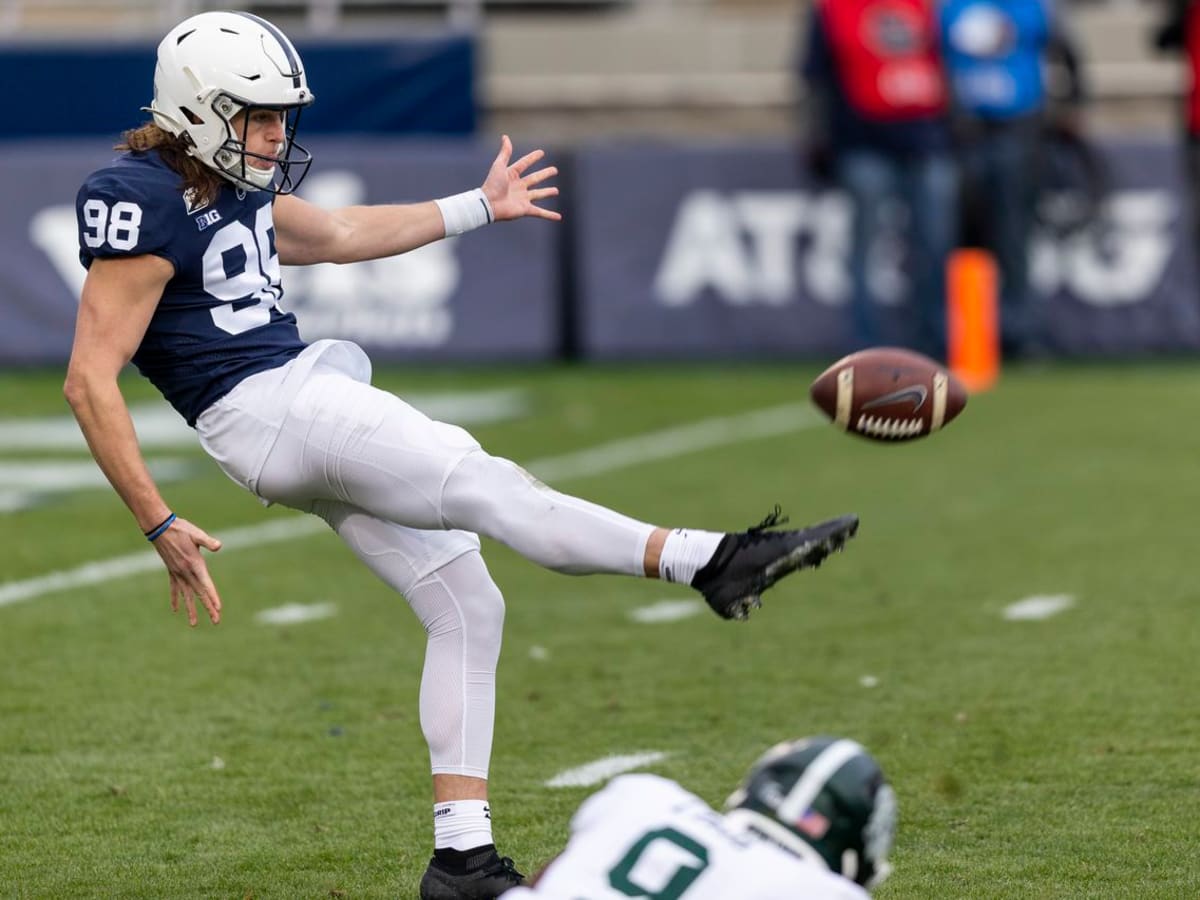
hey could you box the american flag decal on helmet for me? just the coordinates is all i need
[797,808,830,839]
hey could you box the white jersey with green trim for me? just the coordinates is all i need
[512,773,870,899]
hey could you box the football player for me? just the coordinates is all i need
[65,11,860,898]
[504,736,896,898]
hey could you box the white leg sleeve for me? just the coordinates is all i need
[310,500,499,779]
[408,553,503,779]
[442,450,655,576]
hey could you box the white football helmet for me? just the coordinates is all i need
[148,11,314,193]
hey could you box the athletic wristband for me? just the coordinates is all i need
[144,512,177,542]
[434,188,494,236]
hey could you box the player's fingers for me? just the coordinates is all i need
[528,187,559,202]
[199,534,222,552]
[493,133,513,168]
[523,165,558,187]
[530,207,563,222]
[510,148,545,175]
[197,575,222,624]
[184,591,198,628]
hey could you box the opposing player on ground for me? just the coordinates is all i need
[505,736,896,898]
[64,11,860,898]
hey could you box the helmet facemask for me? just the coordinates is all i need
[208,96,312,194]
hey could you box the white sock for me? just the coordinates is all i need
[433,799,494,851]
[659,528,724,585]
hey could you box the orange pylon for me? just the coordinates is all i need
[946,248,1000,393]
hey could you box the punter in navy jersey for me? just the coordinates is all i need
[65,11,859,899]
[78,148,306,425]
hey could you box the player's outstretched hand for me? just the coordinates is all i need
[151,516,223,627]
[482,134,561,223]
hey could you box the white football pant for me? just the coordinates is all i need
[196,340,656,777]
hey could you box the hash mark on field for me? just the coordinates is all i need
[630,599,705,623]
[0,403,819,609]
[545,751,670,788]
[254,602,338,625]
[1003,594,1075,621]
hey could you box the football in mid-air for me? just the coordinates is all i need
[809,347,967,442]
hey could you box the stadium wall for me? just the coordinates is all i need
[1,136,1198,366]
[0,34,476,139]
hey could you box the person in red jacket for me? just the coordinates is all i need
[801,0,959,361]
[1155,0,1200,268]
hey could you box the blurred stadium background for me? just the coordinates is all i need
[3,2,1200,898]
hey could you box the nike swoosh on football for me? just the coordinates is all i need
[861,385,928,414]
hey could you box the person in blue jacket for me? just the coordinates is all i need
[939,0,1086,358]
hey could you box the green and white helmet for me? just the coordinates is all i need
[724,736,897,890]
[148,11,314,193]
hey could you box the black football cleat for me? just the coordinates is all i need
[419,847,525,900]
[691,507,859,621]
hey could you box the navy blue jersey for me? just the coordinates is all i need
[77,151,306,425]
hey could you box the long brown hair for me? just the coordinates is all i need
[117,122,225,208]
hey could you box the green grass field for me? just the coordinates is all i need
[1,361,1198,899]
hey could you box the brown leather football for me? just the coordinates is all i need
[809,347,968,441]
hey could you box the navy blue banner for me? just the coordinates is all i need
[0,138,559,365]
[572,138,1200,359]
[0,34,475,140]
[2,135,1198,367]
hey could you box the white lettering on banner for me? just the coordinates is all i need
[654,190,852,308]
[653,188,1177,310]
[284,171,457,347]
[1030,191,1176,307]
[29,206,87,298]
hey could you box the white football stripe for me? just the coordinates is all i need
[1003,594,1075,621]
[0,403,820,609]
[254,602,338,625]
[932,372,948,432]
[629,599,705,623]
[835,367,854,429]
[546,751,670,788]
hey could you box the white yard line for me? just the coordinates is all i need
[0,402,821,609]
[545,751,670,788]
[0,518,326,608]
[527,403,820,482]
[0,390,530,451]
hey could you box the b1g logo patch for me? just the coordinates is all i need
[195,209,223,231]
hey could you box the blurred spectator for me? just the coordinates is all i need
[801,0,958,360]
[1153,1,1200,268]
[940,0,1087,358]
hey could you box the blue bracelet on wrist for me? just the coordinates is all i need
[145,512,177,542]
